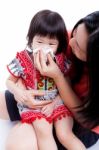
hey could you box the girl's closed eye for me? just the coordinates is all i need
[37,41,43,44]
[49,43,56,46]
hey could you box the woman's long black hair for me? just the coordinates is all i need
[71,11,99,128]
[84,28,99,128]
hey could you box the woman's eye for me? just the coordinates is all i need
[73,29,77,37]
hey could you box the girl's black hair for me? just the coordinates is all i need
[71,11,99,128]
[27,10,68,54]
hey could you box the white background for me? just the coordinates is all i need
[0,1,99,149]
[0,0,99,90]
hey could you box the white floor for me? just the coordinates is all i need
[0,119,99,150]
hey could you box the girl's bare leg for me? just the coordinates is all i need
[0,91,9,120]
[6,122,38,150]
[54,117,86,150]
[33,118,57,150]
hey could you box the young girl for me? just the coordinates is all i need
[6,10,86,150]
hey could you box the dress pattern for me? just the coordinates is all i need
[7,50,72,123]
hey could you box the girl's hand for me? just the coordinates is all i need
[41,102,55,117]
[34,50,62,80]
[41,95,62,117]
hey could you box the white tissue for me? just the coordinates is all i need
[33,47,55,58]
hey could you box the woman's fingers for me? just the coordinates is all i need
[39,50,48,68]
[27,100,51,109]
[34,50,50,75]
[33,52,41,70]
[32,100,52,106]
[47,53,55,64]
[17,89,52,108]
[28,89,45,96]
[34,51,43,72]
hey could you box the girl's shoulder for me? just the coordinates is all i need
[16,49,33,63]
[16,49,29,58]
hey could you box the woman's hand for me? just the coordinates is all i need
[34,50,62,80]
[14,88,52,109]
[13,79,51,108]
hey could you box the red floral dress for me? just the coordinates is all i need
[7,50,72,123]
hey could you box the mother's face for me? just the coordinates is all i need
[69,23,89,61]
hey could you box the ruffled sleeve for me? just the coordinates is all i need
[7,55,25,78]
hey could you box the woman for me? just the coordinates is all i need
[0,11,99,149]
[34,11,99,148]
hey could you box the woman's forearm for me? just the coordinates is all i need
[54,74,87,126]
[6,78,21,96]
[54,74,82,109]
[6,76,26,95]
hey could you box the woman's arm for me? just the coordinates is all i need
[6,75,51,108]
[35,51,81,108]
[34,51,89,125]
[54,74,81,108]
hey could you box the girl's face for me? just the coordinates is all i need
[69,23,89,61]
[32,35,59,54]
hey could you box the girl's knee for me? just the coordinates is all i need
[34,119,53,138]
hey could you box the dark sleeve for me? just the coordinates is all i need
[73,120,99,148]
[5,90,21,121]
[54,120,99,149]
